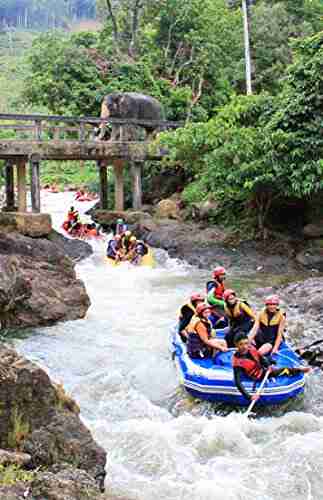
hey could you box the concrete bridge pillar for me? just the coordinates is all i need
[131,161,142,210]
[97,160,108,210]
[17,160,27,212]
[4,160,15,211]
[30,157,41,213]
[113,160,124,211]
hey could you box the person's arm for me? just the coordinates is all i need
[233,366,252,400]
[207,290,225,309]
[272,316,286,354]
[240,302,256,320]
[248,316,260,342]
[196,323,227,351]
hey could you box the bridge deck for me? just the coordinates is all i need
[0,140,164,161]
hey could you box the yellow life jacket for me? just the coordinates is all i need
[259,308,284,327]
[178,302,195,319]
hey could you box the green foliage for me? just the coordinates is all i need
[250,1,323,94]
[160,31,323,233]
[0,464,34,486]
[40,160,99,189]
[8,408,30,449]
[23,31,107,115]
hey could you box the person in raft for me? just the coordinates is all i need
[206,266,228,328]
[248,295,286,355]
[106,234,123,261]
[232,333,310,401]
[178,293,205,342]
[187,303,227,359]
[131,240,149,265]
[223,289,256,348]
[125,236,138,261]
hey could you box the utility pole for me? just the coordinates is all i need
[242,0,252,95]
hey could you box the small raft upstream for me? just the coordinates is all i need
[171,328,306,406]
[106,247,155,267]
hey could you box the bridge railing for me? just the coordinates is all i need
[0,113,183,142]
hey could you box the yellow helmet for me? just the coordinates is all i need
[130,236,137,242]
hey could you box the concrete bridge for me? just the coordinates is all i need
[0,113,181,214]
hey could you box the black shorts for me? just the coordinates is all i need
[254,331,276,349]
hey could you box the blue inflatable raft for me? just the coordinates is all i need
[170,328,306,406]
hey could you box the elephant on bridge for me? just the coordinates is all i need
[96,92,164,141]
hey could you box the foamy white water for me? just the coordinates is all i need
[14,192,323,500]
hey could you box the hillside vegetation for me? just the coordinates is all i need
[1,0,323,234]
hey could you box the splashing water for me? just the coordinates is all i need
[13,191,323,500]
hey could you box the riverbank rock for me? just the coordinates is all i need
[296,244,323,272]
[303,221,323,238]
[155,199,180,220]
[280,278,323,318]
[133,219,300,273]
[90,209,153,228]
[0,231,90,328]
[0,346,106,499]
[48,229,93,261]
[0,212,52,237]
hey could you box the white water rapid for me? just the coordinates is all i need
[14,192,323,500]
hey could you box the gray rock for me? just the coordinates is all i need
[0,345,106,483]
[0,449,31,466]
[296,247,323,271]
[0,232,90,328]
[303,222,323,238]
[31,466,105,500]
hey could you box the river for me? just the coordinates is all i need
[13,192,323,500]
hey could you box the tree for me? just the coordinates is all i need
[158,31,323,235]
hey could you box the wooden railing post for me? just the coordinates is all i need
[97,160,108,210]
[4,160,15,211]
[17,160,27,212]
[113,160,124,211]
[131,161,142,210]
[30,156,41,213]
[34,120,42,140]
[79,122,85,142]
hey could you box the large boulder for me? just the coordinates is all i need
[155,199,181,220]
[0,346,106,499]
[0,232,90,328]
[296,246,323,272]
[48,230,92,261]
[91,209,152,228]
[0,346,106,476]
[303,221,323,238]
[0,212,52,237]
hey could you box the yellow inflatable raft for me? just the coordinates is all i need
[106,247,154,267]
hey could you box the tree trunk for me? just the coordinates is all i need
[105,0,119,47]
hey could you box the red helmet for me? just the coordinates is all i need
[212,266,226,279]
[196,303,211,316]
[265,294,280,306]
[190,293,204,303]
[223,289,236,301]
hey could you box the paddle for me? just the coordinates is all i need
[296,337,323,353]
[245,368,271,418]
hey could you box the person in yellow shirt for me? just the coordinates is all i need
[249,295,286,355]
[223,289,256,348]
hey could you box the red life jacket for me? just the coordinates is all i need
[207,279,225,299]
[232,347,263,380]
